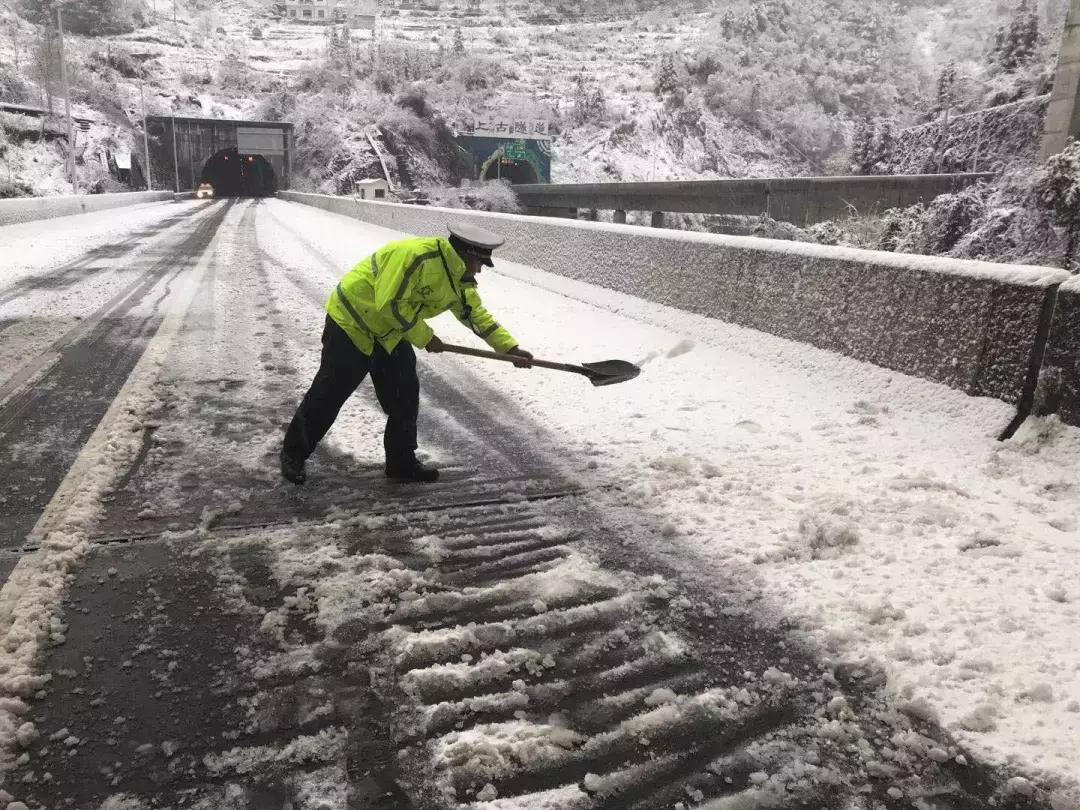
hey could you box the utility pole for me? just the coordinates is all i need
[11,19,19,72]
[56,4,78,194]
[1041,0,1080,160]
[140,76,152,190]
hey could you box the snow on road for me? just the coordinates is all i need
[256,199,1080,796]
[0,200,208,390]
[0,198,1077,807]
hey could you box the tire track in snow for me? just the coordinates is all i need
[0,201,236,550]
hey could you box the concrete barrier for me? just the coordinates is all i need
[279,192,1071,423]
[511,174,995,226]
[1043,276,1080,426]
[0,191,175,227]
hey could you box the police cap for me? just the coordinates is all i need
[448,223,505,267]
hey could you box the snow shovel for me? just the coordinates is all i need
[441,343,641,387]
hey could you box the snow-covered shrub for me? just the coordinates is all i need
[0,178,33,199]
[423,180,521,214]
[378,107,438,154]
[18,0,139,36]
[1034,139,1080,237]
[88,47,140,79]
[807,221,847,246]
[372,70,396,95]
[451,55,507,91]
[0,71,34,105]
[877,204,925,253]
[910,183,990,254]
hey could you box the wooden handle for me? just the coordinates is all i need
[439,343,590,376]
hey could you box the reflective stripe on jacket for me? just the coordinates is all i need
[325,236,518,356]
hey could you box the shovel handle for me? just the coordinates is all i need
[439,343,592,377]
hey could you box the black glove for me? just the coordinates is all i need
[425,335,445,353]
[507,346,534,368]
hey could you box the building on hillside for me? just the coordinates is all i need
[355,178,389,199]
[284,0,376,25]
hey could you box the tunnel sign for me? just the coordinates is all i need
[459,118,551,140]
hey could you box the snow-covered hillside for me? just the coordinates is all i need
[0,0,1064,197]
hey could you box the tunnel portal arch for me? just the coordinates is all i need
[481,156,540,185]
[201,148,277,197]
[145,116,294,193]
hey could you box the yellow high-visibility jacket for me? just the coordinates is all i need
[326,236,518,356]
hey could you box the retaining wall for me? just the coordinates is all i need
[1043,276,1080,425]
[0,191,175,227]
[280,192,1073,425]
[887,96,1049,175]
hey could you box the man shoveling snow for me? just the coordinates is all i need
[281,223,533,484]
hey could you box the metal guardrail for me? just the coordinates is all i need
[512,173,996,226]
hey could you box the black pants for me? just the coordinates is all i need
[283,316,419,465]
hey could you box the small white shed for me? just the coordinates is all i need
[355,179,389,200]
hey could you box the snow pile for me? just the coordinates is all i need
[202,728,347,777]
[434,721,584,782]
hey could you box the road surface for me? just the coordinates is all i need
[0,198,1066,809]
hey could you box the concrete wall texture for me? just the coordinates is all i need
[1040,0,1080,160]
[512,174,993,226]
[0,191,175,227]
[1044,276,1080,425]
[279,192,1077,428]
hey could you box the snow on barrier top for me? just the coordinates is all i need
[278,192,1074,426]
[0,190,175,227]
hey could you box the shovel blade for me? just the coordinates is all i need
[581,360,641,387]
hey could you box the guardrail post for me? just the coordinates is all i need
[613,209,626,224]
[651,211,665,228]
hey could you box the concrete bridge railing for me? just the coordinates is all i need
[0,190,176,227]
[279,191,1078,432]
[512,174,995,227]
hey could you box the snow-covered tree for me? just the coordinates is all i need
[872,119,895,174]
[654,52,678,96]
[934,62,957,114]
[850,117,874,175]
[720,9,736,38]
[19,0,136,36]
[995,0,1040,72]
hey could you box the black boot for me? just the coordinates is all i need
[280,449,307,485]
[385,456,439,483]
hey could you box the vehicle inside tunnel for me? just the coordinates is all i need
[483,155,539,184]
[200,147,277,197]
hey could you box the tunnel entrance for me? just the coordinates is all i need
[482,156,539,185]
[200,147,277,197]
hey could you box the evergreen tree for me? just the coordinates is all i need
[872,119,895,174]
[996,0,1040,72]
[935,61,957,114]
[654,52,677,95]
[753,2,769,33]
[452,26,465,55]
[590,86,606,122]
[850,117,874,175]
[720,9,736,38]
[741,11,758,38]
